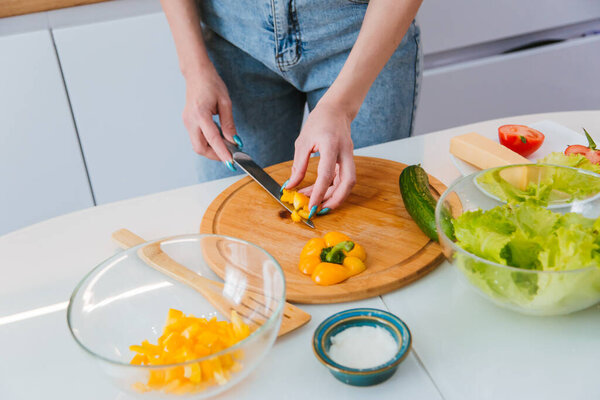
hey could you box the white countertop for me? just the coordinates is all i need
[1,111,599,399]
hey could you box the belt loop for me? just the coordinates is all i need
[271,0,301,72]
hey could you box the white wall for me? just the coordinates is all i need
[1,0,599,234]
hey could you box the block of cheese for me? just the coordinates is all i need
[450,132,530,169]
[450,132,531,190]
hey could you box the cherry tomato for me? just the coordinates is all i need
[565,145,600,164]
[498,125,545,157]
[564,128,600,165]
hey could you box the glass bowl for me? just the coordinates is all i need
[435,164,600,316]
[68,234,285,398]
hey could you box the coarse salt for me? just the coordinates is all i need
[328,325,398,369]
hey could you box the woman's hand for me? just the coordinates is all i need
[182,65,239,164]
[281,0,422,217]
[285,101,357,217]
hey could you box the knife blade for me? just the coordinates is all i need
[223,140,315,229]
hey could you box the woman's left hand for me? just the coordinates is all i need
[285,101,357,216]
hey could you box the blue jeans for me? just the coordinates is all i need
[195,0,421,182]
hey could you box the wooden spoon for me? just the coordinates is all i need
[111,229,310,337]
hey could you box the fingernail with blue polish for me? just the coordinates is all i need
[225,160,237,172]
[308,205,318,220]
[280,179,289,193]
[233,135,243,149]
[317,207,330,216]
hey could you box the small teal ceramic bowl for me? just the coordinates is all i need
[312,308,411,386]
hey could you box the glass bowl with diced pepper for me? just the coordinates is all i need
[67,234,285,398]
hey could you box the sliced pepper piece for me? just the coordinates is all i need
[290,210,302,222]
[311,262,351,285]
[280,189,294,203]
[293,191,310,210]
[323,231,350,247]
[299,255,321,275]
[343,256,366,276]
[297,209,310,219]
[300,237,326,259]
[345,243,366,261]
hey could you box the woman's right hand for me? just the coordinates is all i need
[182,64,239,163]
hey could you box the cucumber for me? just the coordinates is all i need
[399,165,439,241]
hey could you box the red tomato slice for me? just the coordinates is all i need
[498,125,545,157]
[565,145,600,164]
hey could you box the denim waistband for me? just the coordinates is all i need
[200,1,373,70]
[199,0,418,91]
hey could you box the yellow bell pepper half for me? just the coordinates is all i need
[298,232,367,285]
[129,309,251,394]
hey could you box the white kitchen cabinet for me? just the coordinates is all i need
[414,35,600,135]
[52,13,197,205]
[417,0,600,55]
[0,30,94,236]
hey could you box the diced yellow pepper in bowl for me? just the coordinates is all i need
[129,309,251,394]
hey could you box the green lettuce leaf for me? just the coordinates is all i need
[452,207,514,264]
[475,156,600,205]
[539,152,600,174]
[452,203,600,313]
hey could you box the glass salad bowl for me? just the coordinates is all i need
[68,234,285,398]
[435,164,600,316]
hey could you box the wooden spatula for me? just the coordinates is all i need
[111,229,310,337]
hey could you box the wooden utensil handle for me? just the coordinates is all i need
[111,229,222,289]
[112,228,146,249]
[111,228,230,316]
[110,229,311,336]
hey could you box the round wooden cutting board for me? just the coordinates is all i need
[200,156,447,304]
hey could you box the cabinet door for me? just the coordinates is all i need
[417,0,600,55]
[413,36,600,135]
[0,30,93,236]
[52,13,197,205]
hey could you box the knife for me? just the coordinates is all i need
[223,139,315,229]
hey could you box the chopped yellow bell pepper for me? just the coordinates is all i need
[297,209,310,219]
[280,188,327,223]
[291,210,302,222]
[280,189,294,203]
[293,191,310,211]
[129,309,251,394]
